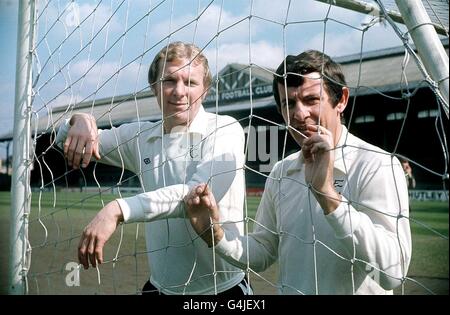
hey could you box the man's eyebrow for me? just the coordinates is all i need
[162,73,176,79]
[186,76,200,82]
[302,93,321,99]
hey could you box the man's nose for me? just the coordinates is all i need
[292,101,308,121]
[173,80,186,97]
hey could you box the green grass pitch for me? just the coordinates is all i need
[0,191,448,294]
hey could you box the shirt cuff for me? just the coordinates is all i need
[325,195,361,239]
[115,184,188,224]
[116,196,144,223]
[214,231,239,257]
[55,118,71,150]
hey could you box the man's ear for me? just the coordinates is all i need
[151,82,163,101]
[201,84,210,102]
[150,84,157,95]
[336,86,349,114]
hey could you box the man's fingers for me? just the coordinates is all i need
[66,137,78,167]
[93,142,101,160]
[202,184,211,195]
[306,124,330,134]
[87,237,97,268]
[185,183,215,213]
[78,235,89,269]
[73,139,86,169]
[65,114,100,167]
[185,195,198,210]
[63,136,72,157]
[83,141,94,168]
[301,142,314,162]
[306,124,319,132]
[310,142,329,155]
[192,196,200,205]
[196,184,206,195]
[78,231,102,269]
[95,240,105,265]
[200,194,212,209]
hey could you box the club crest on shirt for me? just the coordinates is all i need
[189,145,197,159]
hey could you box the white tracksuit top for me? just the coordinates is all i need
[215,126,412,295]
[57,106,246,294]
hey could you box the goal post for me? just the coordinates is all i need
[316,0,449,117]
[9,0,36,295]
[394,0,449,117]
[315,0,449,35]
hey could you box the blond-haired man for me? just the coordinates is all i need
[57,42,250,295]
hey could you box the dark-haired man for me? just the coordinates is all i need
[185,50,412,294]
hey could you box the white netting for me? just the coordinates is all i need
[7,0,448,295]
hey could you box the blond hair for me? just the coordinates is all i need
[148,41,212,89]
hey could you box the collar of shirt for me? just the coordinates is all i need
[286,125,350,176]
[145,106,208,142]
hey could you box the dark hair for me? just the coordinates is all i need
[148,41,212,90]
[273,50,347,111]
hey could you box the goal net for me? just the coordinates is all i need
[6,0,448,295]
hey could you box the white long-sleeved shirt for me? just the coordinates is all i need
[56,106,246,295]
[216,126,412,294]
